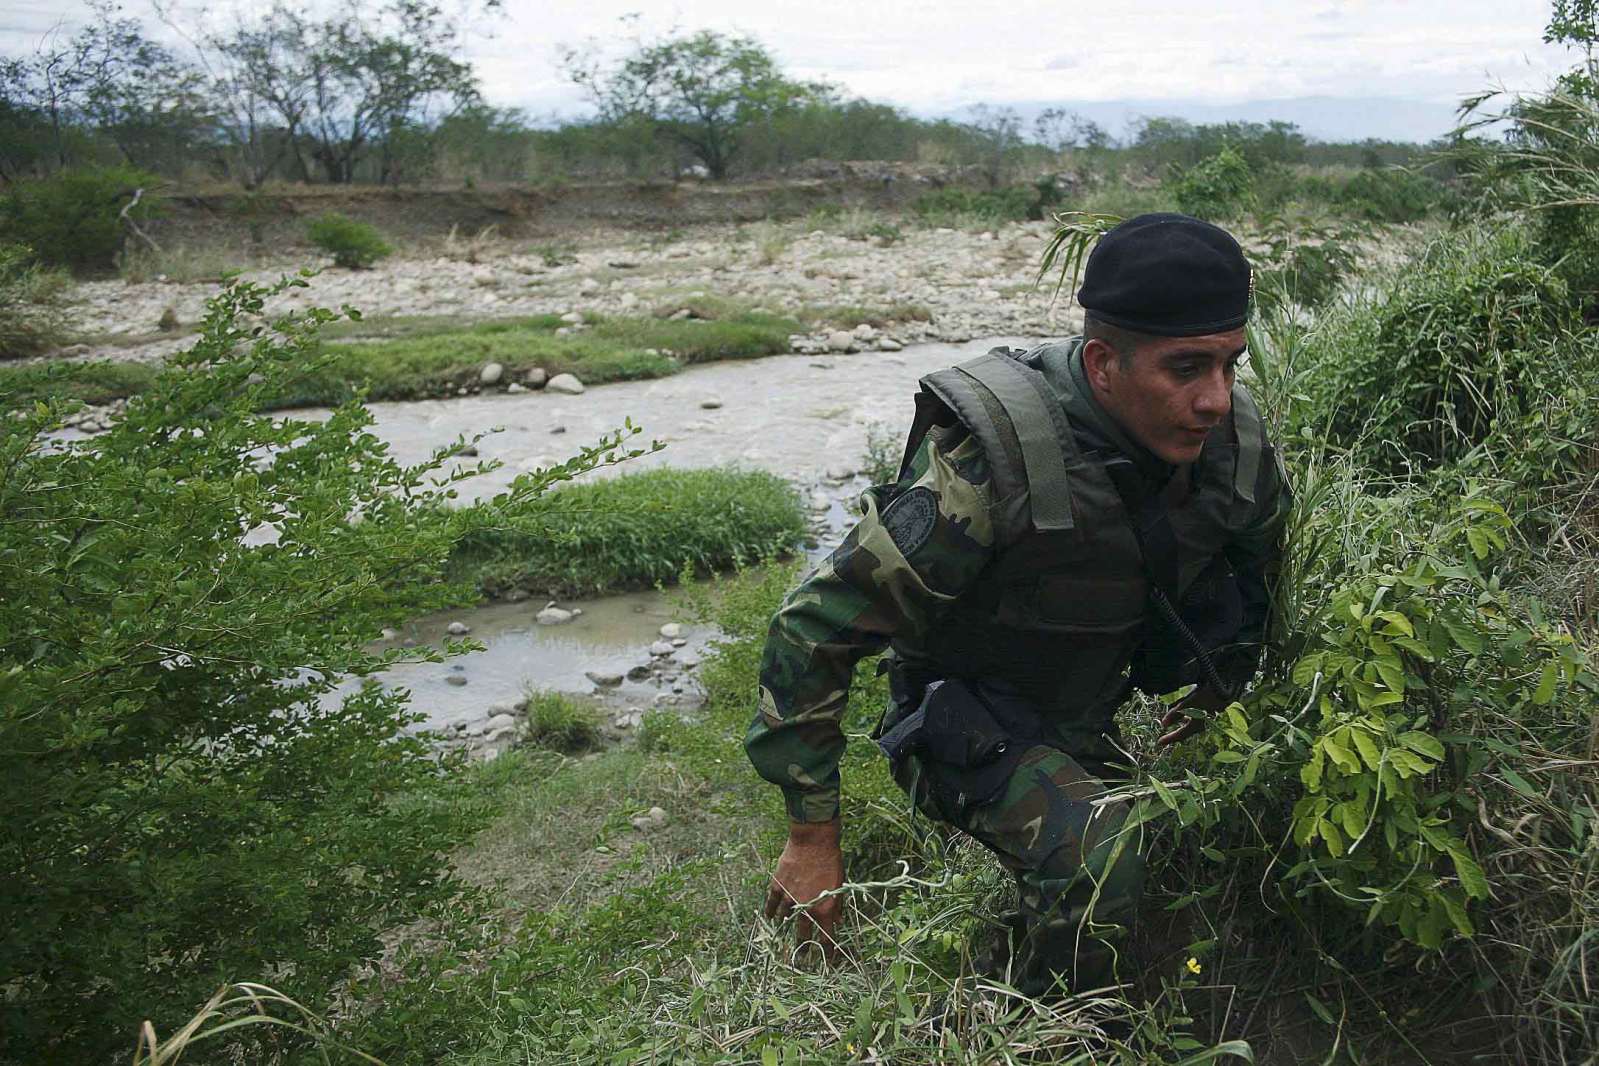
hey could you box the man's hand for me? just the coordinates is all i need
[1157,683,1234,747]
[764,818,844,960]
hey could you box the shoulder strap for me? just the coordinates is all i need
[1230,383,1264,504]
[949,351,1080,531]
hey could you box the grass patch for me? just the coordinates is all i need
[522,689,602,753]
[0,359,159,407]
[448,466,807,599]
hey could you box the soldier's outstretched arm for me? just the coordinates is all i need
[746,428,998,952]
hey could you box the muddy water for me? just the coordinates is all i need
[326,336,1039,731]
[350,336,1037,500]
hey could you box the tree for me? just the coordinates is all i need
[1033,107,1112,154]
[161,0,482,185]
[962,104,1024,188]
[0,1,212,175]
[562,28,823,180]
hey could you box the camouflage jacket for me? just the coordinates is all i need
[746,345,1293,825]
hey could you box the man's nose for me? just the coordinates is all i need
[1194,368,1232,419]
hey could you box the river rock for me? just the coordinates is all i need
[483,712,516,734]
[626,663,653,681]
[577,277,599,294]
[671,638,687,647]
[613,709,643,729]
[649,640,675,657]
[445,674,467,687]
[446,621,471,635]
[680,653,700,669]
[546,373,585,395]
[480,362,504,385]
[537,606,575,625]
[619,292,638,308]
[853,323,877,340]
[809,491,830,511]
[506,382,525,393]
[826,329,856,353]
[560,310,584,324]
[877,337,904,351]
[381,627,399,640]
[659,622,682,639]
[700,397,723,409]
[825,464,855,482]
[525,367,548,388]
[586,669,624,688]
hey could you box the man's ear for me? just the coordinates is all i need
[1082,338,1120,394]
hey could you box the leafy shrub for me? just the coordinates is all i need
[307,212,393,268]
[0,274,647,1060]
[1299,224,1597,481]
[1252,217,1363,309]
[1169,145,1254,220]
[523,689,602,751]
[448,466,807,599]
[910,185,1035,225]
[0,242,67,358]
[1335,167,1453,222]
[0,166,160,272]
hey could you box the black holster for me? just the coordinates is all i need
[876,673,1040,821]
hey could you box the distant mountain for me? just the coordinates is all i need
[921,96,1467,145]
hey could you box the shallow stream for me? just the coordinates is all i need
[336,336,1036,733]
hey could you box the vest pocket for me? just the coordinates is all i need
[1020,572,1147,634]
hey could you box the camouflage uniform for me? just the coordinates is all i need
[746,337,1291,993]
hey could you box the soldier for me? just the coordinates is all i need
[745,213,1293,996]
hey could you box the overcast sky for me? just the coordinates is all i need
[0,0,1577,141]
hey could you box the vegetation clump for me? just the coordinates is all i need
[307,211,394,268]
[0,242,68,358]
[448,466,807,599]
[522,689,603,752]
[0,274,653,1060]
[0,166,160,272]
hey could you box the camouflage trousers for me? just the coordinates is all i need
[891,722,1146,997]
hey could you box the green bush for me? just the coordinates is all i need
[1169,145,1254,220]
[0,166,160,272]
[1334,167,1453,222]
[1298,224,1598,485]
[307,212,394,268]
[0,242,67,358]
[910,185,1036,225]
[523,689,602,752]
[447,466,807,599]
[0,273,647,1060]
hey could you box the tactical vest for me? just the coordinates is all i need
[890,340,1266,722]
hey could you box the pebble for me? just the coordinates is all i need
[700,397,723,409]
[671,638,687,647]
[546,373,585,395]
[525,368,548,388]
[445,674,468,687]
[878,338,903,351]
[380,627,400,640]
[537,606,575,625]
[618,292,638,308]
[659,622,682,639]
[586,669,624,687]
[551,425,567,434]
[631,806,670,831]
[649,640,676,657]
[480,362,504,385]
[680,654,700,669]
[626,663,653,681]
[826,329,856,353]
[506,382,525,394]
[560,310,584,324]
[483,712,517,733]
[446,621,471,635]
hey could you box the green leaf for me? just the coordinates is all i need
[1212,749,1246,764]
[1301,745,1325,792]
[1374,660,1406,695]
[1448,844,1491,900]
[1350,728,1382,771]
[1441,616,1484,656]
[1500,767,1539,797]
[1532,660,1558,705]
[1441,892,1475,936]
[1303,992,1336,1025]
[1398,732,1444,761]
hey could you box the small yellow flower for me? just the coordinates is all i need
[1186,957,1202,975]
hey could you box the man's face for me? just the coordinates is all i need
[1083,329,1246,464]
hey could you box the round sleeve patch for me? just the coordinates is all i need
[881,486,938,557]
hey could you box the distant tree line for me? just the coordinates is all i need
[0,9,1435,188]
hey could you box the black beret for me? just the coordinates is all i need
[1076,213,1252,337]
